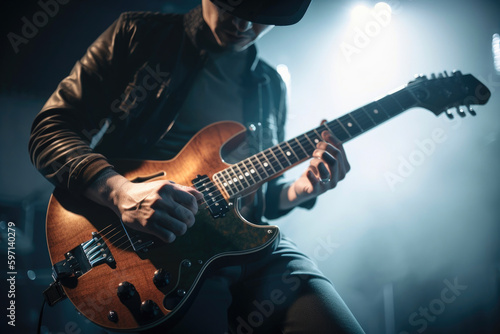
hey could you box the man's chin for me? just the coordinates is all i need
[219,39,255,52]
[225,44,251,52]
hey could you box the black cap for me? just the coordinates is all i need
[210,0,312,26]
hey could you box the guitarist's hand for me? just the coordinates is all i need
[280,130,350,210]
[84,170,203,243]
[114,180,203,243]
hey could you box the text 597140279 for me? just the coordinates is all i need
[6,221,16,327]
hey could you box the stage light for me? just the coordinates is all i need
[277,64,292,98]
[493,33,500,74]
[374,2,392,15]
[350,3,392,25]
[335,1,398,92]
[350,4,370,23]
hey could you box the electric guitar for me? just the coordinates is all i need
[43,71,490,331]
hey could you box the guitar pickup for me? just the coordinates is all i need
[52,232,116,280]
[192,175,229,219]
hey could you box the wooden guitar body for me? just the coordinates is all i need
[45,121,280,331]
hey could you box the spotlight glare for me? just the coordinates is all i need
[374,2,392,14]
[277,64,292,98]
[493,33,500,74]
[351,5,370,22]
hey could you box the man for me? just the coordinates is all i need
[29,0,365,332]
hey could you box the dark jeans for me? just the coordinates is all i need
[163,235,366,334]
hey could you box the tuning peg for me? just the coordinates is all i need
[445,109,454,119]
[414,73,427,81]
[438,73,444,78]
[431,73,437,79]
[452,70,462,76]
[466,105,476,116]
[456,106,466,117]
[444,70,449,77]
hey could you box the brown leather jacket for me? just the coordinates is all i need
[29,6,313,221]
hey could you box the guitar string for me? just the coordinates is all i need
[93,226,128,250]
[86,159,282,253]
[184,107,394,196]
[189,134,318,194]
[192,135,320,201]
[88,223,137,258]
[86,184,247,259]
[111,231,129,246]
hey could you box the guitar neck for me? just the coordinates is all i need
[213,86,418,198]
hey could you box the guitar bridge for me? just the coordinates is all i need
[192,174,229,218]
[52,232,116,280]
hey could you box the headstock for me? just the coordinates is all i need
[407,70,491,119]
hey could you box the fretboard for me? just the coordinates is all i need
[213,86,418,198]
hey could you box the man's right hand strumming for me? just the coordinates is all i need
[84,169,203,243]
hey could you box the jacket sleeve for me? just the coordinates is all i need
[262,69,316,220]
[28,14,133,194]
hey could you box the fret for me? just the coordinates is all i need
[325,120,350,142]
[233,164,251,188]
[318,124,329,134]
[293,137,310,158]
[214,172,234,197]
[338,114,362,138]
[312,129,323,145]
[349,108,375,131]
[256,152,276,176]
[392,89,416,110]
[361,106,377,125]
[250,155,268,179]
[314,124,330,143]
[377,95,403,117]
[226,167,243,191]
[245,158,263,182]
[272,145,292,167]
[222,169,239,194]
[264,149,283,172]
[306,130,322,146]
[271,146,290,167]
[362,102,389,124]
[239,160,257,184]
[302,132,316,153]
[283,141,303,162]
[278,142,298,164]
[348,113,363,132]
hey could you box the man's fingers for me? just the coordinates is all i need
[160,184,200,214]
[316,132,350,173]
[150,194,196,227]
[321,130,343,147]
[151,210,189,236]
[317,162,331,182]
[150,222,177,243]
